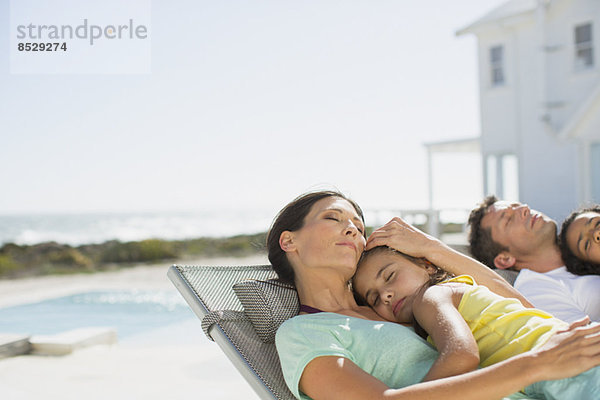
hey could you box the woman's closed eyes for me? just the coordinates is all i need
[324,213,364,234]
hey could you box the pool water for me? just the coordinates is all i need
[0,290,196,339]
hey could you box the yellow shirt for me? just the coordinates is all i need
[438,275,568,367]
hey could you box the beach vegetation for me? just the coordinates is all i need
[0,232,268,279]
[47,247,93,268]
[0,254,20,275]
[100,239,177,263]
[174,233,266,257]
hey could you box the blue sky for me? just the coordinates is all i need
[0,0,505,215]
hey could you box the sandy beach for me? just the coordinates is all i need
[0,255,269,400]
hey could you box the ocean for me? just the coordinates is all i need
[0,210,275,246]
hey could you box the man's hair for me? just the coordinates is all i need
[467,195,509,269]
[559,206,600,276]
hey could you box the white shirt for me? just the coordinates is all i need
[514,267,600,323]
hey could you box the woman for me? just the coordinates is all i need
[559,205,600,276]
[269,190,600,400]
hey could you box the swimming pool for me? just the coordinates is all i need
[0,289,196,340]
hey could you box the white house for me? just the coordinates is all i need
[457,0,600,221]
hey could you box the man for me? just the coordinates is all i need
[468,195,600,323]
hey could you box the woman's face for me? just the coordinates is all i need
[286,196,366,276]
[566,211,600,264]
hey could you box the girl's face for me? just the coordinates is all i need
[566,211,600,264]
[286,196,366,277]
[353,252,431,324]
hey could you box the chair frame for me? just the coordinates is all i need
[167,264,295,400]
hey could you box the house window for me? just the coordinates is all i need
[501,154,519,201]
[592,143,600,201]
[485,154,519,200]
[490,45,505,86]
[486,155,497,195]
[575,23,594,69]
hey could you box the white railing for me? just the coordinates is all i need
[365,208,470,245]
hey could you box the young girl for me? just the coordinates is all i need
[352,245,600,399]
[559,205,600,276]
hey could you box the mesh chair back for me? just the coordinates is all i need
[494,269,518,286]
[168,264,297,400]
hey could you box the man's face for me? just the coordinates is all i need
[480,201,557,260]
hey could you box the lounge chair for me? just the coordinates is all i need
[167,264,299,400]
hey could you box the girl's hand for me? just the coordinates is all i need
[534,317,600,381]
[365,217,445,258]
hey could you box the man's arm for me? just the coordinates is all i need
[413,285,480,381]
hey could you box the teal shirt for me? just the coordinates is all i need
[275,312,537,400]
[275,312,437,399]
